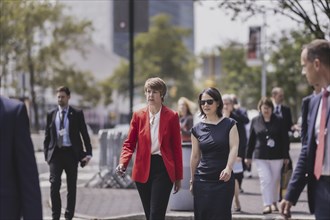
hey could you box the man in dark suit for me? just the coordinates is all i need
[300,85,321,146]
[280,39,330,219]
[0,96,42,219]
[44,86,92,220]
[271,86,294,202]
[271,87,294,132]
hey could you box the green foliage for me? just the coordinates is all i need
[0,0,98,130]
[267,30,315,121]
[213,0,329,39]
[217,41,262,109]
[51,66,101,107]
[107,14,196,106]
[99,61,131,106]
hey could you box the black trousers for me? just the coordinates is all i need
[135,155,173,220]
[314,176,330,219]
[49,147,78,220]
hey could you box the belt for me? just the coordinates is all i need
[57,146,72,150]
[320,175,330,182]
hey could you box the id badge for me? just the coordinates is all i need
[267,138,275,148]
[59,129,66,136]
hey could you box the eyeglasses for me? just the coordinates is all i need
[199,99,214,105]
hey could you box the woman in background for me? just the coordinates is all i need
[177,97,194,144]
[222,94,247,212]
[245,97,289,214]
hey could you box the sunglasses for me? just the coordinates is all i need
[199,99,214,105]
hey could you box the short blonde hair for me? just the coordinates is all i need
[144,77,167,101]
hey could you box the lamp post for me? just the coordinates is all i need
[261,13,267,97]
[128,0,134,120]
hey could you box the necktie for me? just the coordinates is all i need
[275,106,281,117]
[314,90,329,180]
[58,110,65,148]
[60,110,65,129]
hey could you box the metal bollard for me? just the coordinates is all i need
[98,129,108,168]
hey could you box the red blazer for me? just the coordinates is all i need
[119,105,183,183]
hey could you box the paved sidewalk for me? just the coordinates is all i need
[33,133,314,220]
[68,143,314,220]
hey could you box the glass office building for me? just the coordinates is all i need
[113,0,194,58]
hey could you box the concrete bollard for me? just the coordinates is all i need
[169,143,194,211]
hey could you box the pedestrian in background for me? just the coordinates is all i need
[223,94,247,212]
[280,39,330,219]
[116,77,183,220]
[190,87,239,220]
[44,86,93,220]
[232,94,251,181]
[0,96,43,220]
[245,97,290,214]
[177,97,195,144]
[271,87,294,200]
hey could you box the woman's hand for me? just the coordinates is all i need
[115,164,126,177]
[189,180,193,195]
[245,158,252,167]
[219,167,232,182]
[173,180,181,194]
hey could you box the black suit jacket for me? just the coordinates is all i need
[300,94,313,145]
[246,114,290,160]
[44,106,92,163]
[280,105,293,132]
[230,111,248,158]
[0,96,42,219]
[285,92,324,213]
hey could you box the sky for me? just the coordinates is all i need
[194,1,300,54]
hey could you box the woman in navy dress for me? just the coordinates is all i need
[190,87,239,220]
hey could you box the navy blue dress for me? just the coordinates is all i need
[191,118,235,220]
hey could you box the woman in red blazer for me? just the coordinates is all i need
[117,77,183,220]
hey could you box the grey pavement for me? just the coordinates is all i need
[33,134,315,220]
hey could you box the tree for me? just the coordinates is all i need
[267,30,315,121]
[217,41,262,110]
[106,14,196,106]
[211,0,329,39]
[0,0,100,131]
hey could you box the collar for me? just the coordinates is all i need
[326,85,330,93]
[58,106,69,112]
[149,106,162,118]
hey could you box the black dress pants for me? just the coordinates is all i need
[49,147,78,220]
[135,155,173,220]
[314,176,330,219]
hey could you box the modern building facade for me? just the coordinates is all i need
[113,0,195,58]
[51,0,195,128]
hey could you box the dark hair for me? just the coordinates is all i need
[56,86,71,96]
[257,97,274,112]
[305,39,330,68]
[198,87,223,118]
